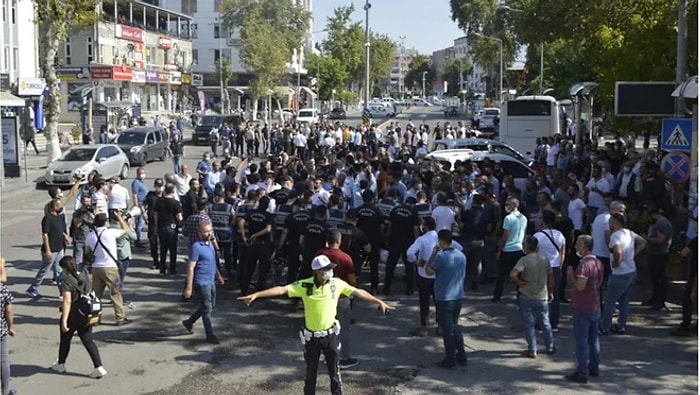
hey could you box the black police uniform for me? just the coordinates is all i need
[144,190,161,268]
[376,197,399,222]
[415,202,432,221]
[356,203,383,292]
[209,201,234,278]
[154,196,183,274]
[283,208,311,283]
[241,208,274,293]
[384,203,419,294]
[326,208,346,228]
[272,187,293,206]
[336,222,370,276]
[300,218,330,279]
[235,202,256,288]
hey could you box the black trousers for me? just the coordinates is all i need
[148,221,159,266]
[417,275,436,327]
[218,241,234,277]
[493,251,524,300]
[597,256,611,311]
[304,332,342,395]
[158,226,178,273]
[286,245,302,283]
[367,247,380,291]
[242,243,271,292]
[466,241,484,289]
[25,138,39,154]
[681,250,698,329]
[384,238,414,293]
[648,253,669,306]
[58,315,102,368]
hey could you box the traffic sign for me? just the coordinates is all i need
[661,118,692,152]
[661,151,690,182]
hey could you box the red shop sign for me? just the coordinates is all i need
[159,37,172,49]
[116,24,143,42]
[112,65,133,81]
[90,66,113,79]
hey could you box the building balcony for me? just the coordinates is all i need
[102,0,193,40]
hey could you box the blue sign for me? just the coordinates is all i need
[661,151,690,182]
[661,118,692,152]
[362,108,371,117]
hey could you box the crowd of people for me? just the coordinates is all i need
[2,116,698,394]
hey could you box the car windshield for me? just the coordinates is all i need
[298,111,314,117]
[198,116,222,127]
[484,109,500,116]
[116,132,145,145]
[60,148,97,162]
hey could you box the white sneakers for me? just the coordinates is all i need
[50,362,108,379]
[89,366,108,379]
[50,362,66,373]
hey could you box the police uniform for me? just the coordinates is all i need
[272,187,293,206]
[301,219,330,278]
[384,203,419,294]
[283,208,312,283]
[326,207,346,228]
[288,276,356,395]
[336,221,370,276]
[241,208,274,293]
[356,203,383,292]
[376,197,399,222]
[234,202,256,279]
[208,201,234,277]
[415,202,432,222]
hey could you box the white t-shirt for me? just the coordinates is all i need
[534,229,566,267]
[93,190,109,215]
[312,188,330,206]
[609,228,638,275]
[546,144,559,166]
[85,227,123,268]
[586,178,610,209]
[568,198,586,230]
[591,212,611,258]
[108,184,130,210]
[431,206,455,232]
[175,174,192,196]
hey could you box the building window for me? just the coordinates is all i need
[99,44,105,63]
[86,37,94,63]
[181,0,197,14]
[214,49,220,62]
[12,47,17,71]
[192,49,198,65]
[10,0,15,24]
[3,47,8,71]
[64,37,71,65]
[214,24,221,39]
[1,0,5,23]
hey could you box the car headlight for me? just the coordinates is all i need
[130,146,141,153]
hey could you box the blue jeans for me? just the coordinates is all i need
[186,283,217,340]
[572,310,601,378]
[28,250,64,294]
[435,300,466,365]
[135,215,145,243]
[602,271,636,331]
[518,294,554,353]
[338,297,352,360]
[173,155,183,175]
[549,266,562,328]
[73,242,85,272]
[117,258,130,288]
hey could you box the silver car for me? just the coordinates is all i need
[44,144,130,186]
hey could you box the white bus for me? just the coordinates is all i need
[499,95,562,159]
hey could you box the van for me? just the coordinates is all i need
[296,108,320,124]
[193,115,243,145]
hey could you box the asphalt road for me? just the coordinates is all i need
[0,106,695,394]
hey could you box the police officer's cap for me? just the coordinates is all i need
[311,255,336,271]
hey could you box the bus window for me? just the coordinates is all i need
[507,100,552,116]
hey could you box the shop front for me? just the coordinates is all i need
[89,65,134,103]
[131,70,146,108]
[144,70,160,111]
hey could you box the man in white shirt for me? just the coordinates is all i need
[292,131,307,159]
[591,200,625,289]
[312,177,330,206]
[601,213,647,334]
[175,164,192,198]
[585,165,611,218]
[406,217,463,337]
[431,193,455,232]
[85,212,130,325]
[546,139,560,174]
[108,177,130,211]
[567,184,587,231]
[534,210,567,332]
[352,128,363,146]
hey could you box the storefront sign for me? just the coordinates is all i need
[17,78,47,96]
[159,37,172,49]
[145,70,159,83]
[90,66,114,79]
[0,74,9,91]
[158,72,170,83]
[191,74,204,87]
[182,74,192,85]
[112,66,133,81]
[162,64,178,71]
[56,67,90,80]
[132,70,146,83]
[115,24,143,42]
[169,71,182,85]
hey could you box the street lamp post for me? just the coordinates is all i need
[422,71,427,98]
[363,0,371,110]
[475,33,503,105]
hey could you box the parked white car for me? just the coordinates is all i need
[44,144,130,186]
[296,108,320,124]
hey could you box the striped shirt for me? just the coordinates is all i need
[571,254,604,313]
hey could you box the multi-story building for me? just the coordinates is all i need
[54,0,194,123]
[0,0,40,97]
[383,46,419,95]
[432,37,486,96]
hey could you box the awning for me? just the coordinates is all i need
[672,76,698,99]
[0,91,25,107]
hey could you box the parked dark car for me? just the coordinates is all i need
[328,107,346,120]
[444,106,460,117]
[193,115,243,145]
[114,127,168,166]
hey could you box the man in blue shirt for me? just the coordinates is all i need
[182,222,225,344]
[493,198,528,302]
[130,167,149,247]
[426,229,467,369]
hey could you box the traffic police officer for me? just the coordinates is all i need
[238,255,392,395]
[238,195,274,294]
[383,196,420,295]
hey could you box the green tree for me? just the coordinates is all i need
[323,5,365,88]
[215,57,234,114]
[304,52,347,102]
[404,55,435,93]
[36,0,98,164]
[369,33,396,92]
[441,58,471,97]
[221,0,311,117]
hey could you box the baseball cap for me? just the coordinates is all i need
[154,178,164,187]
[311,255,336,271]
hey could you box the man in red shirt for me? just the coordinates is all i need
[565,235,604,384]
[316,229,359,369]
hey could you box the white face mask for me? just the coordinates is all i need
[138,173,146,179]
[576,250,583,258]
[321,270,333,281]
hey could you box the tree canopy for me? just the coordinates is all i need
[304,52,347,102]
[404,55,435,93]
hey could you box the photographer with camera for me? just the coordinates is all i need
[71,194,95,273]
[108,208,138,289]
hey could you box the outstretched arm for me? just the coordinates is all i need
[352,288,392,315]
[239,286,288,306]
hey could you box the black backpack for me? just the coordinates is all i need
[64,275,102,327]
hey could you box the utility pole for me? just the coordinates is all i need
[422,71,427,98]
[539,43,544,95]
[217,18,224,113]
[399,35,405,98]
[363,0,371,110]
[675,0,687,116]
